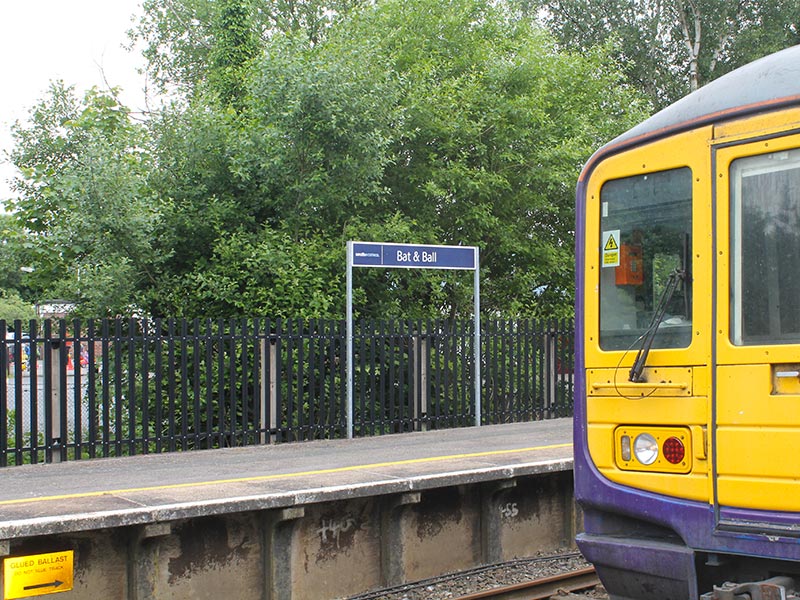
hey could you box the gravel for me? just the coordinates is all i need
[347,550,609,599]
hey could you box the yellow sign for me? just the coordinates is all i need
[3,551,74,599]
[602,230,621,268]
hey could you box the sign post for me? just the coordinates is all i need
[346,241,480,439]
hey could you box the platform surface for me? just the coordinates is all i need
[0,418,573,538]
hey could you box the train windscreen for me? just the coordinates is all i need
[598,168,692,351]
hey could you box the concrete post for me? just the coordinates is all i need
[260,339,267,445]
[128,520,173,600]
[129,522,174,600]
[263,507,304,600]
[481,479,518,564]
[380,492,422,586]
[269,341,278,443]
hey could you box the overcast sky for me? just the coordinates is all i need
[0,0,147,206]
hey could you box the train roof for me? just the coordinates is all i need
[597,44,800,157]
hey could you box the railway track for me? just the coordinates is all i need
[452,566,600,600]
[348,552,596,600]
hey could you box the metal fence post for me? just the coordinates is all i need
[259,336,279,444]
[412,334,429,431]
[260,337,267,445]
[544,326,557,419]
[48,338,63,462]
[270,339,278,444]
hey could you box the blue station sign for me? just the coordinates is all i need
[351,242,476,270]
[345,240,481,438]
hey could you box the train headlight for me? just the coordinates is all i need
[633,433,659,465]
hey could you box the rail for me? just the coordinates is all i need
[454,567,599,600]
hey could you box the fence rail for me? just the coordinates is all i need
[0,318,574,466]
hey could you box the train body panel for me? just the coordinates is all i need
[575,45,800,600]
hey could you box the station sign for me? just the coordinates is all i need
[346,241,481,439]
[351,242,476,270]
[3,551,74,599]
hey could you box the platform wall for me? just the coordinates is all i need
[0,470,577,600]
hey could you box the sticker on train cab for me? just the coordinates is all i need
[602,230,620,267]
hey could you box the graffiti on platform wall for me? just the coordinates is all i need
[317,516,357,549]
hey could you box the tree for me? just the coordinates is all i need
[162,0,647,319]
[131,0,368,100]
[326,0,648,317]
[0,213,35,302]
[0,291,36,325]
[9,85,163,316]
[207,0,261,109]
[529,0,800,109]
[11,0,649,320]
[142,28,402,316]
[716,1,800,69]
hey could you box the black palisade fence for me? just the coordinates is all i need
[0,317,574,466]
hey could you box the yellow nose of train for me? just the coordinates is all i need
[574,45,800,600]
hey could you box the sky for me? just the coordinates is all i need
[0,0,148,206]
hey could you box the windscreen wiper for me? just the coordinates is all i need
[628,268,686,383]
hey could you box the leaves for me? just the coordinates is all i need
[531,0,800,108]
[130,0,369,99]
[9,0,652,320]
[0,290,36,324]
[9,86,163,316]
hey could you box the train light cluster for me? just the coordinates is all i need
[614,426,691,473]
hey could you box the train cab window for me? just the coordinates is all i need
[730,148,800,345]
[599,168,692,350]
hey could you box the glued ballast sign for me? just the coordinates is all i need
[4,550,74,598]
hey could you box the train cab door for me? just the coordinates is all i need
[712,125,800,531]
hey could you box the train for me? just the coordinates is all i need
[574,45,800,599]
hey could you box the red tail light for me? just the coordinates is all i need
[662,436,685,464]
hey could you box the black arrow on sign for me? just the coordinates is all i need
[23,579,64,591]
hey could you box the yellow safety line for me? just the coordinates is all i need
[0,443,572,507]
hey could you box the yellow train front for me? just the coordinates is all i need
[574,46,800,600]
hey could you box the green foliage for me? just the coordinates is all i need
[0,213,33,300]
[530,0,800,109]
[10,85,164,316]
[10,0,651,321]
[154,228,344,317]
[207,0,261,109]
[327,0,647,317]
[243,32,400,234]
[716,0,800,70]
[0,291,36,324]
[131,0,368,98]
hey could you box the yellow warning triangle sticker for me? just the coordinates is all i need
[604,234,618,251]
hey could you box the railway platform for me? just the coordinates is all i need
[0,418,574,599]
